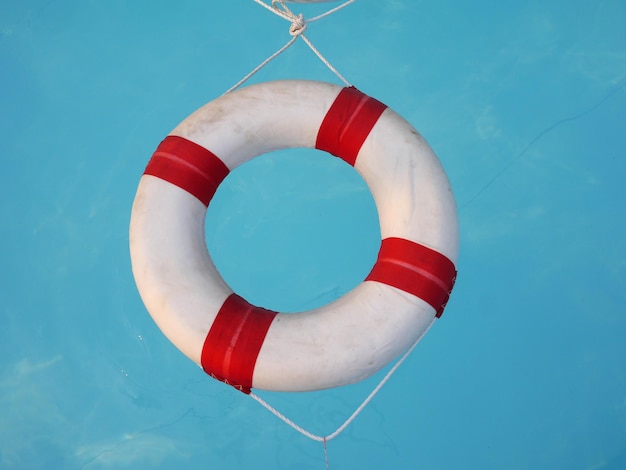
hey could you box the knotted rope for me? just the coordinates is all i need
[224,0,356,94]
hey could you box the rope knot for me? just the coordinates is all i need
[288,13,307,36]
[271,1,307,36]
[223,0,355,94]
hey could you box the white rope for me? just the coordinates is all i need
[250,393,326,442]
[249,318,437,467]
[224,0,355,94]
[299,34,351,87]
[308,0,356,22]
[222,35,298,95]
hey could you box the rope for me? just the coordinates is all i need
[227,1,430,467]
[223,36,298,95]
[249,318,437,468]
[224,0,355,94]
[323,437,329,469]
[308,0,357,22]
[299,34,351,87]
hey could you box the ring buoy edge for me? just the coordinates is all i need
[130,80,458,393]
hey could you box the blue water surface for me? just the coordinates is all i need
[1,1,625,469]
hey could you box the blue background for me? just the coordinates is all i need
[1,1,625,468]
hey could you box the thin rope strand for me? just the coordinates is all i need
[308,0,357,22]
[222,35,298,95]
[253,0,292,21]
[323,437,329,470]
[300,33,351,87]
[249,392,326,441]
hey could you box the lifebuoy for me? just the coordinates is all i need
[130,80,459,393]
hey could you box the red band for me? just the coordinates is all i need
[366,237,457,317]
[201,294,278,394]
[316,87,387,166]
[144,135,230,207]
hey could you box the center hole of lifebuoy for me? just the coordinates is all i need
[205,148,379,313]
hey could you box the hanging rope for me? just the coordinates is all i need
[223,0,356,94]
[224,3,433,468]
[249,318,437,469]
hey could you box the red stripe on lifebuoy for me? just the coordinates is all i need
[366,237,457,317]
[316,87,387,166]
[201,294,278,394]
[144,135,229,206]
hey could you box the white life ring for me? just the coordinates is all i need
[130,80,459,393]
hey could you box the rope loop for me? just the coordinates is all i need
[248,318,437,467]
